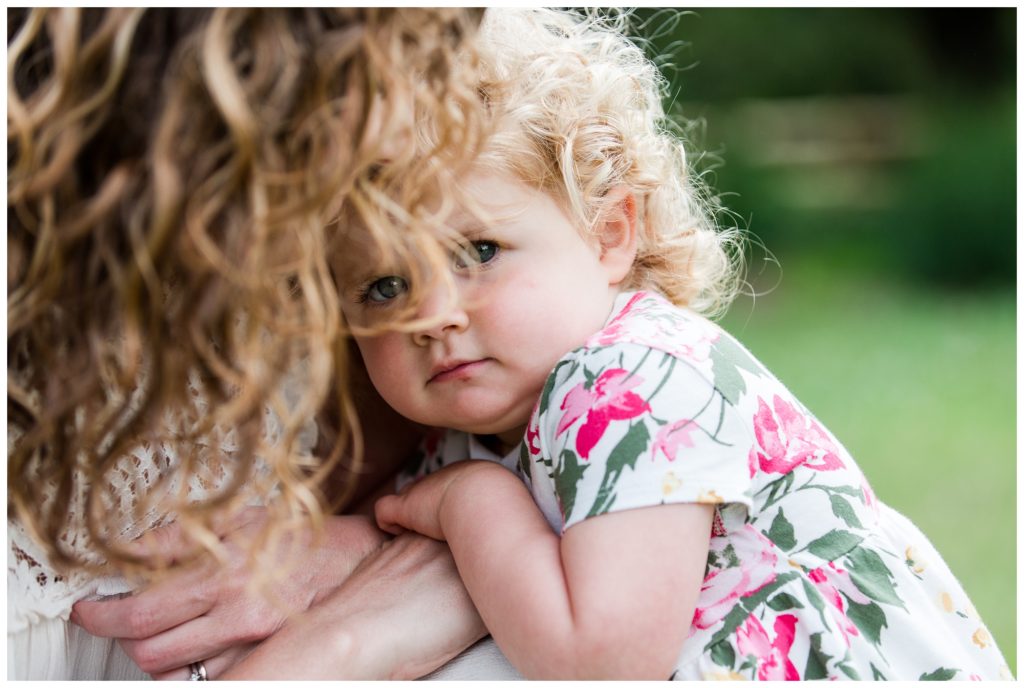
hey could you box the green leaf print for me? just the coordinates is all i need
[920,668,960,681]
[870,663,888,680]
[844,546,905,608]
[828,493,863,529]
[710,641,736,668]
[838,662,861,680]
[800,576,831,628]
[845,598,888,645]
[586,421,650,518]
[824,484,865,498]
[707,542,740,571]
[803,529,865,561]
[709,332,766,405]
[554,449,589,523]
[765,508,797,551]
[804,633,832,680]
[766,592,805,611]
[721,543,741,568]
[538,359,577,417]
[707,571,800,647]
[517,442,531,478]
[759,471,796,510]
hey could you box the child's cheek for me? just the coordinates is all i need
[357,335,413,409]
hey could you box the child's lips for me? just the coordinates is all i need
[427,358,492,383]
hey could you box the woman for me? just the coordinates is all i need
[8,7,516,679]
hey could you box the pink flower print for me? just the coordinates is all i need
[810,561,871,605]
[711,510,728,537]
[750,395,845,475]
[859,474,879,515]
[692,525,778,630]
[747,445,758,478]
[735,613,800,680]
[525,419,541,457]
[665,327,718,365]
[587,322,626,349]
[651,419,698,462]
[586,292,647,348]
[556,368,650,459]
[807,561,869,645]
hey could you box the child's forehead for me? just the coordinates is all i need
[331,170,568,281]
[453,170,553,222]
[331,228,394,281]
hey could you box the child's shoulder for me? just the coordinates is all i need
[544,289,776,412]
[578,289,741,371]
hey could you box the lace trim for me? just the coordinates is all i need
[8,366,316,630]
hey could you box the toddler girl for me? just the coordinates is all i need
[340,8,1011,680]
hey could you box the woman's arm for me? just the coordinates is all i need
[222,533,487,680]
[74,512,491,680]
[375,460,714,679]
[72,509,390,679]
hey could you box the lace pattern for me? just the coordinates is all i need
[8,367,317,632]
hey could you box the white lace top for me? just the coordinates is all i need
[7,368,317,680]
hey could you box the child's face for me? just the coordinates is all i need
[338,172,621,447]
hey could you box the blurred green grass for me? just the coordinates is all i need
[720,257,1016,674]
[629,6,1014,672]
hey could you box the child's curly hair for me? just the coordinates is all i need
[472,8,743,316]
[8,8,484,576]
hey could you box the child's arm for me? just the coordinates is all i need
[375,459,713,679]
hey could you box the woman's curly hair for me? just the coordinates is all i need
[8,8,484,575]
[471,8,743,316]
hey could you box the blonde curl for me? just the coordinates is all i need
[8,8,484,578]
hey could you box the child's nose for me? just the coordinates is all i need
[411,280,469,345]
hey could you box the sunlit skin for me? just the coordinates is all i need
[338,171,713,678]
[339,172,625,451]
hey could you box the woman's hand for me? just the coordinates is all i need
[71,508,387,680]
[222,532,487,680]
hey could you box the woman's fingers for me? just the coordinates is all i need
[127,507,267,563]
[72,560,216,639]
[112,583,292,675]
[149,643,257,681]
[125,520,202,566]
[117,612,259,675]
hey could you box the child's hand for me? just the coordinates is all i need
[375,460,498,541]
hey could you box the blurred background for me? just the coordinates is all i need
[633,7,1016,673]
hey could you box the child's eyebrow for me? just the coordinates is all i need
[445,204,525,237]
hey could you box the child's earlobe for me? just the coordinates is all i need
[597,187,640,285]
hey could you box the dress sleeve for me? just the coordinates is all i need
[532,342,754,532]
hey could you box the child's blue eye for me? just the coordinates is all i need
[363,275,408,303]
[454,240,500,269]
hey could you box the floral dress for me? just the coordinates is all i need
[400,290,1011,680]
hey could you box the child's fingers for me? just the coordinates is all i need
[374,495,407,536]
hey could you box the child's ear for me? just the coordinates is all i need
[595,186,639,285]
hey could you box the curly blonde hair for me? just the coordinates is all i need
[8,8,484,575]
[471,8,742,316]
